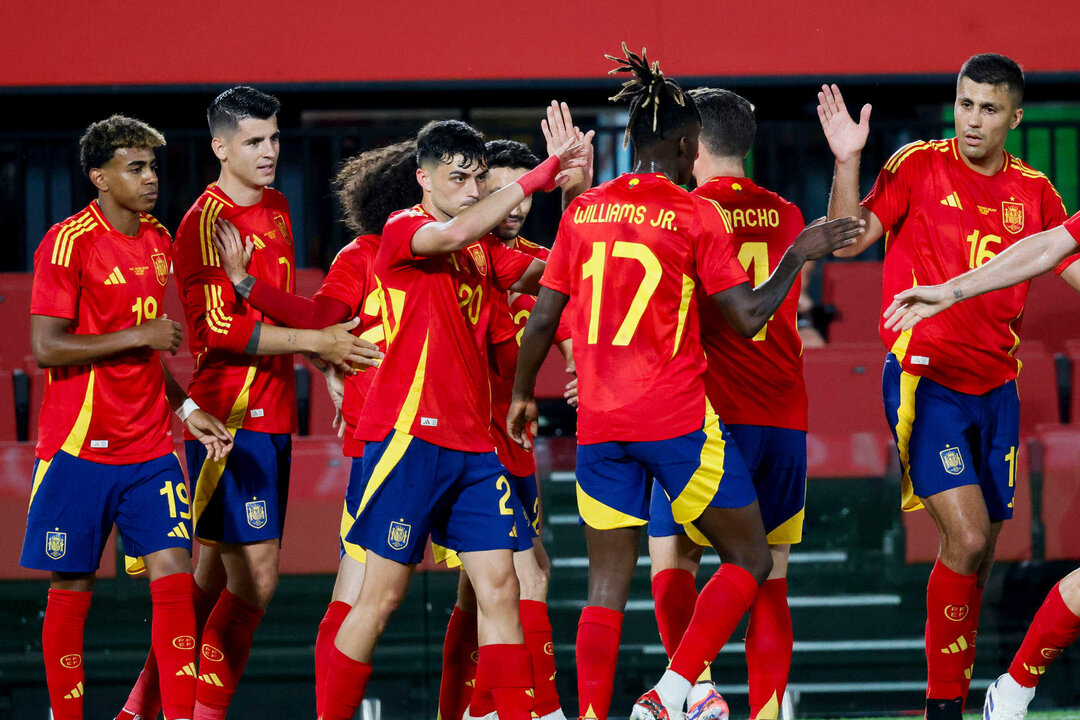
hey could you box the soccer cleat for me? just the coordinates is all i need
[925,697,963,720]
[983,673,1036,720]
[685,684,729,720]
[463,711,498,720]
[631,689,679,720]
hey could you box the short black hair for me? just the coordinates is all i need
[958,53,1025,106]
[485,139,540,171]
[207,86,281,137]
[607,43,700,150]
[416,120,486,170]
[79,114,166,176]
[332,140,422,236]
[688,88,756,159]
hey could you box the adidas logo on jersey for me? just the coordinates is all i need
[104,266,127,285]
[940,192,963,209]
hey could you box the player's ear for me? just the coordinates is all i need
[416,167,433,193]
[211,137,228,163]
[88,167,108,194]
[1010,106,1023,130]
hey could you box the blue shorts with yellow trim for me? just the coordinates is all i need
[575,413,756,531]
[340,456,367,563]
[187,429,291,544]
[649,424,806,545]
[20,450,190,573]
[511,473,541,551]
[347,431,523,565]
[883,353,1018,521]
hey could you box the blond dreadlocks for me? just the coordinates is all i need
[605,42,698,149]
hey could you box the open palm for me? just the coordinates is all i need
[817,84,871,163]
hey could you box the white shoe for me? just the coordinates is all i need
[463,711,498,720]
[685,683,728,720]
[984,673,1036,720]
[539,710,568,720]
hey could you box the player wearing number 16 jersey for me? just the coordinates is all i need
[819,54,1073,718]
[509,44,863,720]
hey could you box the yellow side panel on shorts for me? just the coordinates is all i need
[357,431,413,516]
[190,428,239,544]
[895,370,923,512]
[60,368,95,456]
[340,500,367,564]
[766,508,805,545]
[432,542,463,568]
[670,414,725,525]
[27,456,53,509]
[576,482,646,530]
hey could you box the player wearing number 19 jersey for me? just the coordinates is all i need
[820,54,1072,717]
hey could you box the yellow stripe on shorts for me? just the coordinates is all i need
[340,499,367,564]
[670,413,726,526]
[894,370,924,512]
[576,482,647,530]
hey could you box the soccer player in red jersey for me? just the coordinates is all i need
[21,115,232,720]
[211,140,418,719]
[645,88,809,720]
[883,212,1080,720]
[508,45,862,720]
[818,54,1074,719]
[320,118,589,720]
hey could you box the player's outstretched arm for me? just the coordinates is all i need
[245,318,382,374]
[542,101,595,210]
[163,360,233,461]
[711,217,863,337]
[883,223,1080,332]
[509,287,570,450]
[31,313,183,368]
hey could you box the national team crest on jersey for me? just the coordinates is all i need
[273,214,292,246]
[245,500,268,529]
[46,531,67,560]
[466,244,487,277]
[940,446,965,475]
[388,520,411,550]
[151,252,169,286]
[1002,201,1025,234]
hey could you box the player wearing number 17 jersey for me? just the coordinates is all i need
[819,54,1074,718]
[509,45,863,720]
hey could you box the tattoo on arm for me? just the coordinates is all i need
[244,323,262,354]
[287,331,296,345]
[953,288,964,300]
[235,275,255,299]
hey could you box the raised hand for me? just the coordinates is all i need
[792,217,865,260]
[212,218,255,285]
[883,284,958,332]
[543,101,594,190]
[507,397,539,450]
[184,409,234,462]
[817,84,871,163]
[139,315,184,354]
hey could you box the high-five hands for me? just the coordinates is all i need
[817,84,872,163]
[543,101,595,191]
[882,284,958,332]
[792,217,866,261]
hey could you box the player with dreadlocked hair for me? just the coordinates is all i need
[509,44,864,720]
[211,140,418,719]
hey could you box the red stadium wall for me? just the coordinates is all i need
[4,0,1080,88]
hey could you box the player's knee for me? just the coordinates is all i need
[728,543,772,586]
[246,564,280,608]
[475,567,521,614]
[516,560,550,601]
[946,526,993,564]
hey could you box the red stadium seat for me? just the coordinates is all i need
[307,364,342,437]
[24,359,46,442]
[279,435,351,575]
[1065,339,1080,424]
[1016,341,1060,436]
[161,283,187,330]
[0,369,15,442]
[821,261,883,344]
[1020,273,1080,356]
[0,273,34,368]
[1035,424,1080,561]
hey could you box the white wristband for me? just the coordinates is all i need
[176,398,199,423]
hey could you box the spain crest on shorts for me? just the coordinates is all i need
[273,213,292,246]
[151,252,169,286]
[466,243,487,276]
[1002,201,1025,234]
[245,500,268,529]
[939,446,965,476]
[388,520,411,550]
[46,531,66,560]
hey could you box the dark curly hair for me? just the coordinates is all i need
[332,140,422,236]
[485,139,540,170]
[79,115,165,175]
[416,120,486,170]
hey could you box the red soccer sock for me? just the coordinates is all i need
[120,579,218,719]
[151,573,198,720]
[745,578,793,720]
[42,589,92,720]
[520,599,561,716]
[670,564,758,683]
[316,601,352,719]
[576,606,623,720]
[193,589,264,720]
[651,569,698,658]
[439,605,480,720]
[481,643,534,720]
[1008,581,1080,688]
[322,646,373,720]
[925,559,979,699]
[959,583,985,706]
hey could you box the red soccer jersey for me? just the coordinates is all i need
[542,174,748,445]
[313,234,383,457]
[864,138,1069,394]
[31,201,175,463]
[173,184,297,435]
[1065,212,1080,243]
[354,205,534,452]
[693,177,809,431]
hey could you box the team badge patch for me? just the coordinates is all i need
[273,214,292,246]
[388,520,411,550]
[46,531,67,560]
[944,604,969,622]
[939,446,965,476]
[245,500,268,529]
[466,244,488,276]
[1042,646,1063,659]
[151,252,169,286]
[60,654,82,669]
[1002,201,1025,234]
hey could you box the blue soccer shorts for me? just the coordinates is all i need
[340,456,367,563]
[883,353,1019,521]
[187,429,291,544]
[21,450,191,574]
[649,424,807,545]
[346,430,525,565]
[575,412,757,531]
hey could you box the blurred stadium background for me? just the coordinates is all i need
[3,2,1080,717]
